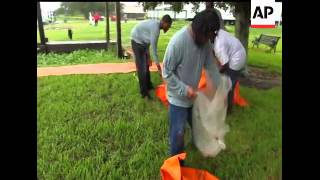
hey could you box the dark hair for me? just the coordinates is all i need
[162,14,172,24]
[191,9,220,37]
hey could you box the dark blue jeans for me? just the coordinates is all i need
[131,40,152,97]
[168,103,192,156]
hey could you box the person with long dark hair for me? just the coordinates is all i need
[162,10,221,160]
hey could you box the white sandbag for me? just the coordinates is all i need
[192,74,231,157]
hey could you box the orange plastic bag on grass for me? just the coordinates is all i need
[160,153,219,180]
[233,81,248,107]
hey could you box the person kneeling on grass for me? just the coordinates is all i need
[131,15,172,100]
[162,10,221,163]
[211,29,247,114]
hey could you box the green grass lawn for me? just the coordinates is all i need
[37,19,139,47]
[37,17,282,179]
[37,73,281,179]
[37,48,123,67]
[38,19,282,73]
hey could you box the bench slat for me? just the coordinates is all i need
[253,34,280,53]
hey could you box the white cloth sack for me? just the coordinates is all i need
[192,74,231,157]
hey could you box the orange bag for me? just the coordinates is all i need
[155,84,169,107]
[233,81,249,107]
[198,70,207,90]
[160,153,219,180]
[155,71,207,107]
[155,71,249,107]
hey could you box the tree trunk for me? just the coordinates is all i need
[105,2,110,46]
[174,12,176,20]
[115,2,123,58]
[37,2,46,45]
[235,2,250,54]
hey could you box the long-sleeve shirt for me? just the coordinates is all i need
[212,29,247,71]
[130,19,160,63]
[162,26,221,108]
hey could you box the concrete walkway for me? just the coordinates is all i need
[37,62,163,77]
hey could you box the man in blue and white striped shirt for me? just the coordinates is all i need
[131,15,172,100]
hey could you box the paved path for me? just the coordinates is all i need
[37,62,163,77]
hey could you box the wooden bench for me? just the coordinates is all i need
[252,34,280,53]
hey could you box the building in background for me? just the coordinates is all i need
[274,2,282,26]
[40,2,60,24]
[122,2,146,20]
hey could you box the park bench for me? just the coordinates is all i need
[252,34,280,53]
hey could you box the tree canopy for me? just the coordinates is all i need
[55,2,124,19]
[140,2,250,52]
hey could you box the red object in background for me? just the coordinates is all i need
[93,12,101,21]
[111,15,117,21]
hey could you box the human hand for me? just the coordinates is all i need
[187,86,197,100]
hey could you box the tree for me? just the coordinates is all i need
[233,2,250,54]
[190,2,200,14]
[140,2,185,19]
[140,2,160,11]
[54,7,66,16]
[115,2,123,58]
[140,2,250,53]
[207,2,250,53]
[169,2,184,19]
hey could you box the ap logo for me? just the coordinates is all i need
[251,0,277,28]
